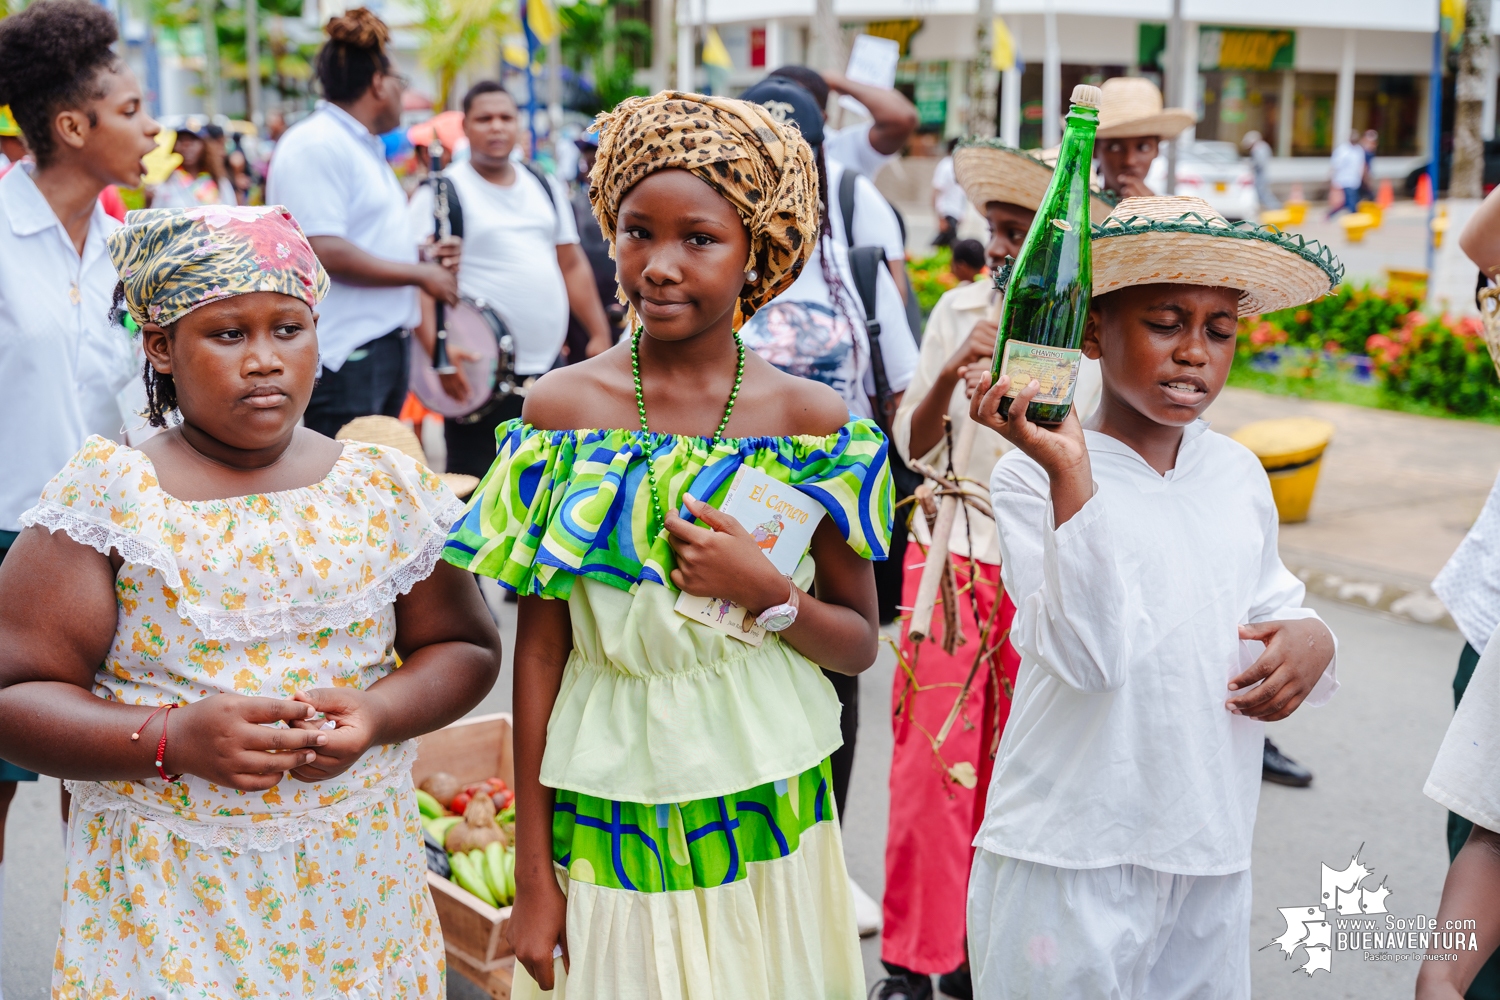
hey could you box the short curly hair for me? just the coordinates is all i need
[0,0,120,165]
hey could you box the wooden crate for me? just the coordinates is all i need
[414,713,517,998]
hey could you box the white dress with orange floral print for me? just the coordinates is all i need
[20,435,464,1000]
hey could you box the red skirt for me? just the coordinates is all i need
[881,550,1019,975]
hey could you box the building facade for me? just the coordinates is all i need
[685,0,1485,159]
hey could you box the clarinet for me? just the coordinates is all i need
[429,141,457,375]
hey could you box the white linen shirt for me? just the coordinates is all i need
[0,165,134,531]
[1433,471,1500,652]
[1425,621,1500,830]
[267,102,419,371]
[975,422,1338,875]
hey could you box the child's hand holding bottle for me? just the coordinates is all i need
[969,371,1094,528]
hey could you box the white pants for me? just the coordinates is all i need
[967,850,1251,1000]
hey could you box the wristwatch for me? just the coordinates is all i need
[752,580,801,633]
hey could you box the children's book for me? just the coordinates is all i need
[674,464,825,644]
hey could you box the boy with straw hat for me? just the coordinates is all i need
[964,195,1343,998]
[1094,76,1195,200]
[876,143,1111,1000]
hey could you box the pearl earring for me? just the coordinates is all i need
[744,269,759,283]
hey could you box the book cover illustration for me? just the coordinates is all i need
[674,464,826,644]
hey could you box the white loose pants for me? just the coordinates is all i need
[967,850,1252,1000]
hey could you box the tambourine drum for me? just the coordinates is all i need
[408,297,518,423]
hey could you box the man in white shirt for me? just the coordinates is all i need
[267,8,458,437]
[0,2,160,985]
[930,139,968,248]
[965,196,1339,999]
[1327,131,1367,218]
[407,82,611,478]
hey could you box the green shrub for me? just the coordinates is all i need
[1367,312,1500,417]
[907,248,959,316]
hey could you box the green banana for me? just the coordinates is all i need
[449,851,498,907]
[423,815,462,845]
[483,842,508,904]
[415,789,445,819]
[502,847,515,903]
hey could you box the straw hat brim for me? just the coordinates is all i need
[1096,108,1196,141]
[335,415,480,500]
[1091,218,1343,315]
[953,143,1114,225]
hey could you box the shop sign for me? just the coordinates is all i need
[863,19,923,58]
[1198,26,1295,71]
[1139,23,1295,72]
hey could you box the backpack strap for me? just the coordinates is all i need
[848,244,896,429]
[839,167,859,249]
[522,161,560,217]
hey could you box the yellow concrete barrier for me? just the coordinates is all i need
[1284,201,1308,225]
[1340,212,1376,242]
[1259,209,1294,230]
[1231,417,1335,523]
[1356,200,1383,226]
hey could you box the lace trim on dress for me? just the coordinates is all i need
[64,743,417,854]
[21,496,467,641]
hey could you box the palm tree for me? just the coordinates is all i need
[417,0,520,110]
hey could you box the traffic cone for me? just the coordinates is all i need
[1416,172,1433,207]
[1377,178,1394,209]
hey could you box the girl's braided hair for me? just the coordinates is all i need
[111,280,177,428]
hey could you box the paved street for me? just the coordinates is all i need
[1,585,1466,999]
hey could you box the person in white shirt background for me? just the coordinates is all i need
[407,80,612,479]
[0,2,160,992]
[1327,131,1368,219]
[1091,76,1194,202]
[267,7,459,438]
[930,138,968,247]
[963,195,1340,999]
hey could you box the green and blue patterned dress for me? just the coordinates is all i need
[442,418,892,999]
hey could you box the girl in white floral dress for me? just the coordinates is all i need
[0,205,502,999]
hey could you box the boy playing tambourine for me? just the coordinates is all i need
[965,195,1343,998]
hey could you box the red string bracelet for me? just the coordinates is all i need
[131,704,183,783]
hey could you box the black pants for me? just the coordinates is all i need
[443,393,527,480]
[303,329,410,439]
[824,668,859,819]
[1447,642,1500,999]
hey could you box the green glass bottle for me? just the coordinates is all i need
[990,84,1101,425]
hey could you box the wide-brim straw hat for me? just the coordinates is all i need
[1096,76,1195,141]
[335,414,480,499]
[1092,195,1343,315]
[952,139,1114,225]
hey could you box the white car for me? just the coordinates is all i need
[1144,141,1258,221]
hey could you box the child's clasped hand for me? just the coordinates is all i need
[163,694,330,791]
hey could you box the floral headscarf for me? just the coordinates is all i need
[107,205,331,327]
[587,91,819,319]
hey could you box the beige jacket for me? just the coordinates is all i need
[891,279,1101,563]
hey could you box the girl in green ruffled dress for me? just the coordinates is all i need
[442,92,894,998]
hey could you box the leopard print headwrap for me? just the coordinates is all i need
[588,91,819,319]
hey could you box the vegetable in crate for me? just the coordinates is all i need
[450,777,513,815]
[419,772,463,809]
[415,788,446,819]
[449,850,498,906]
[444,791,506,854]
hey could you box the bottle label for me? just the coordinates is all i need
[999,340,1082,406]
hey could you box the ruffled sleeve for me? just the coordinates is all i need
[442,418,894,598]
[21,436,466,641]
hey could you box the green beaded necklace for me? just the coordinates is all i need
[631,326,745,529]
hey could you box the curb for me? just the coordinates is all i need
[1285,559,1454,630]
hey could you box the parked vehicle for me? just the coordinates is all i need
[1144,140,1257,220]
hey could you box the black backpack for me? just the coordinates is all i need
[836,167,923,623]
